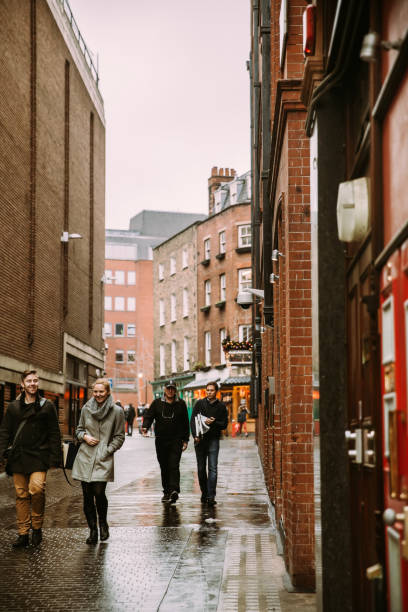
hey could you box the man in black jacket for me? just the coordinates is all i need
[0,370,62,548]
[142,380,189,503]
[190,381,228,506]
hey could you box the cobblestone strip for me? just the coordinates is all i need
[217,531,282,612]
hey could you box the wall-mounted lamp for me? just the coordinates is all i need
[360,31,402,62]
[271,249,284,262]
[269,273,279,284]
[61,231,83,242]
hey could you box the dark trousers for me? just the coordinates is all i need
[81,481,108,527]
[155,438,183,494]
[127,419,134,435]
[194,436,220,499]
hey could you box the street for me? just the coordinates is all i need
[0,436,316,611]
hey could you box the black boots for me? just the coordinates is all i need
[99,522,109,541]
[12,534,29,548]
[84,504,98,545]
[32,528,42,547]
[86,524,98,545]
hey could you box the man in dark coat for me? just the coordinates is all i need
[190,381,228,506]
[0,370,62,548]
[142,380,189,503]
[126,403,136,436]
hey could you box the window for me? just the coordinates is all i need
[238,224,251,247]
[158,263,164,281]
[104,322,112,337]
[239,325,251,341]
[238,268,252,291]
[182,248,188,269]
[205,280,211,306]
[220,328,227,364]
[219,231,226,254]
[127,297,136,311]
[220,274,226,301]
[127,323,136,337]
[104,296,112,311]
[127,271,136,285]
[114,270,125,284]
[159,299,165,326]
[183,336,189,370]
[183,288,189,317]
[114,297,125,311]
[160,344,165,376]
[115,350,124,363]
[205,331,211,366]
[204,238,210,260]
[115,323,124,336]
[171,294,176,322]
[127,350,136,363]
[170,256,176,275]
[105,269,112,284]
[171,340,177,372]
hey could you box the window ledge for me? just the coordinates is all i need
[215,301,226,309]
[200,305,211,313]
[235,246,251,254]
[200,259,210,266]
[183,314,189,319]
[215,363,227,369]
[216,252,225,260]
[201,365,211,372]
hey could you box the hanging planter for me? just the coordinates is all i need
[222,339,253,352]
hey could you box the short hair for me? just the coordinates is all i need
[21,369,37,382]
[93,378,111,394]
[206,381,219,391]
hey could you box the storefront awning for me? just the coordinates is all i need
[222,376,251,385]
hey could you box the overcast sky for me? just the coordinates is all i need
[68,0,251,230]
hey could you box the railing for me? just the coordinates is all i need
[59,0,99,86]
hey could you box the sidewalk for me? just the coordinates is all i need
[0,435,316,611]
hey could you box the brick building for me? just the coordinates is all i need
[0,0,105,436]
[105,211,206,409]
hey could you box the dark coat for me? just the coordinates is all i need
[143,398,189,443]
[190,398,228,438]
[0,395,62,474]
[126,404,136,423]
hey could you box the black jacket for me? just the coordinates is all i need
[0,394,62,474]
[126,405,136,422]
[143,398,189,443]
[190,398,228,438]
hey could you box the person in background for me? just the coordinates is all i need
[141,381,189,504]
[237,405,249,437]
[190,381,228,506]
[126,403,136,436]
[72,378,125,544]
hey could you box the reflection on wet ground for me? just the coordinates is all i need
[0,437,316,611]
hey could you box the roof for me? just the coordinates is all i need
[128,210,207,237]
[222,376,251,386]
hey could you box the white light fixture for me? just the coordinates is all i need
[61,231,83,242]
[337,177,370,242]
[272,249,284,261]
[270,273,279,284]
[360,31,402,62]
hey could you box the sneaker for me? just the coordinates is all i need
[161,493,171,503]
[12,534,30,549]
[170,491,179,504]
[207,498,217,506]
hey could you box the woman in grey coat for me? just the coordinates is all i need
[72,378,125,544]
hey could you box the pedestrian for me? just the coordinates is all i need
[190,381,228,506]
[141,381,189,504]
[126,403,136,436]
[0,370,62,548]
[237,405,249,436]
[72,378,125,544]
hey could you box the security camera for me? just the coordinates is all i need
[237,291,253,309]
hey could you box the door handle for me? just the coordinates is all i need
[383,506,408,560]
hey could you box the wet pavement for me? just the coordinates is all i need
[0,435,316,611]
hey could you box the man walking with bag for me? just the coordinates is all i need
[0,370,62,548]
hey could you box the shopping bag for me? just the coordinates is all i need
[62,441,80,470]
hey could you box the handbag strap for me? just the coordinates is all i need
[10,417,29,450]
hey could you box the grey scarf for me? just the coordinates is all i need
[85,394,115,421]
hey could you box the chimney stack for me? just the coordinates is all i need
[207,166,236,215]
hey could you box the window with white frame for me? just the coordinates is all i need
[114,270,125,284]
[220,328,227,364]
[170,256,176,275]
[219,231,226,254]
[170,294,176,322]
[205,280,211,306]
[127,323,136,336]
[204,238,210,260]
[105,269,112,284]
[127,271,136,285]
[127,350,136,363]
[158,263,164,281]
[238,268,252,291]
[183,288,189,317]
[115,350,124,363]
[171,340,177,372]
[160,344,165,376]
[159,299,165,326]
[183,336,189,370]
[104,296,112,311]
[238,224,251,247]
[114,323,124,336]
[239,324,251,341]
[182,248,188,269]
[220,274,226,301]
[114,296,125,311]
[205,331,211,366]
[127,297,136,311]
[104,322,112,337]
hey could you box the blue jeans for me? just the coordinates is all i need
[195,436,220,499]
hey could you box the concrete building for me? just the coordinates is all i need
[0,0,105,436]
